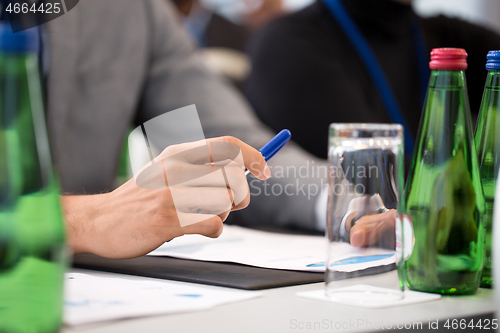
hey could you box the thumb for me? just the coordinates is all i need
[182,215,224,238]
[350,226,366,247]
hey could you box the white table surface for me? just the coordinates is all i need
[61,269,496,333]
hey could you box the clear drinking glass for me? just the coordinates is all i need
[326,123,405,305]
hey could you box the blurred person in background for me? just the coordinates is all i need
[245,0,285,31]
[246,0,500,160]
[171,0,250,52]
[170,0,284,89]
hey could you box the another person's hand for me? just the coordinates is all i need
[62,136,270,259]
[346,209,397,248]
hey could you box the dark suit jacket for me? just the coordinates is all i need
[246,0,500,159]
[205,13,250,53]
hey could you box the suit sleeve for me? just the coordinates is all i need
[138,0,328,230]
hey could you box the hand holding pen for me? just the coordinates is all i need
[64,131,291,259]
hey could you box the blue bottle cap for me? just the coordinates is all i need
[0,22,39,53]
[486,50,500,71]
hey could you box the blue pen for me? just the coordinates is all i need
[245,129,291,175]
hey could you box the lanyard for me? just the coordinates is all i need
[322,0,429,158]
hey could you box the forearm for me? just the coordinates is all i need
[62,191,130,257]
[60,180,171,259]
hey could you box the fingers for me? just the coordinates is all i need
[217,210,230,223]
[170,187,235,215]
[181,215,224,238]
[158,137,270,180]
[153,135,269,190]
[350,226,367,248]
[139,137,267,238]
[138,157,249,209]
[169,161,249,208]
[156,139,208,162]
[162,158,214,187]
[222,165,248,207]
[207,136,271,180]
[170,180,249,218]
[231,189,250,211]
[170,185,242,229]
[350,210,397,247]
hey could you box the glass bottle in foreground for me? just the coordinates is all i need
[475,50,500,288]
[405,48,485,295]
[0,23,67,332]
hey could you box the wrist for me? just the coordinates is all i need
[61,194,101,255]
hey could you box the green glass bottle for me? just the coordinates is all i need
[0,24,67,332]
[405,48,485,295]
[475,51,500,288]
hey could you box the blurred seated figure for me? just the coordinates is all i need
[172,0,250,51]
[244,0,286,31]
[171,0,284,87]
[246,0,500,160]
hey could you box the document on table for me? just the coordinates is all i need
[64,273,261,326]
[148,225,395,272]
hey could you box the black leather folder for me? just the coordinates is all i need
[72,254,325,290]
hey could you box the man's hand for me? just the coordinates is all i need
[62,136,270,259]
[347,209,397,248]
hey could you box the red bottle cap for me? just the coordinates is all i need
[429,48,468,70]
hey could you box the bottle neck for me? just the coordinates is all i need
[485,70,500,89]
[428,69,467,89]
[0,51,43,129]
[0,51,39,74]
[475,70,500,140]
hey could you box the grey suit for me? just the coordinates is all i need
[45,0,327,230]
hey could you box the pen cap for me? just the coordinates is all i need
[259,129,291,161]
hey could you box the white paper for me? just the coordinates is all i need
[149,225,395,272]
[64,273,261,326]
[297,286,441,308]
